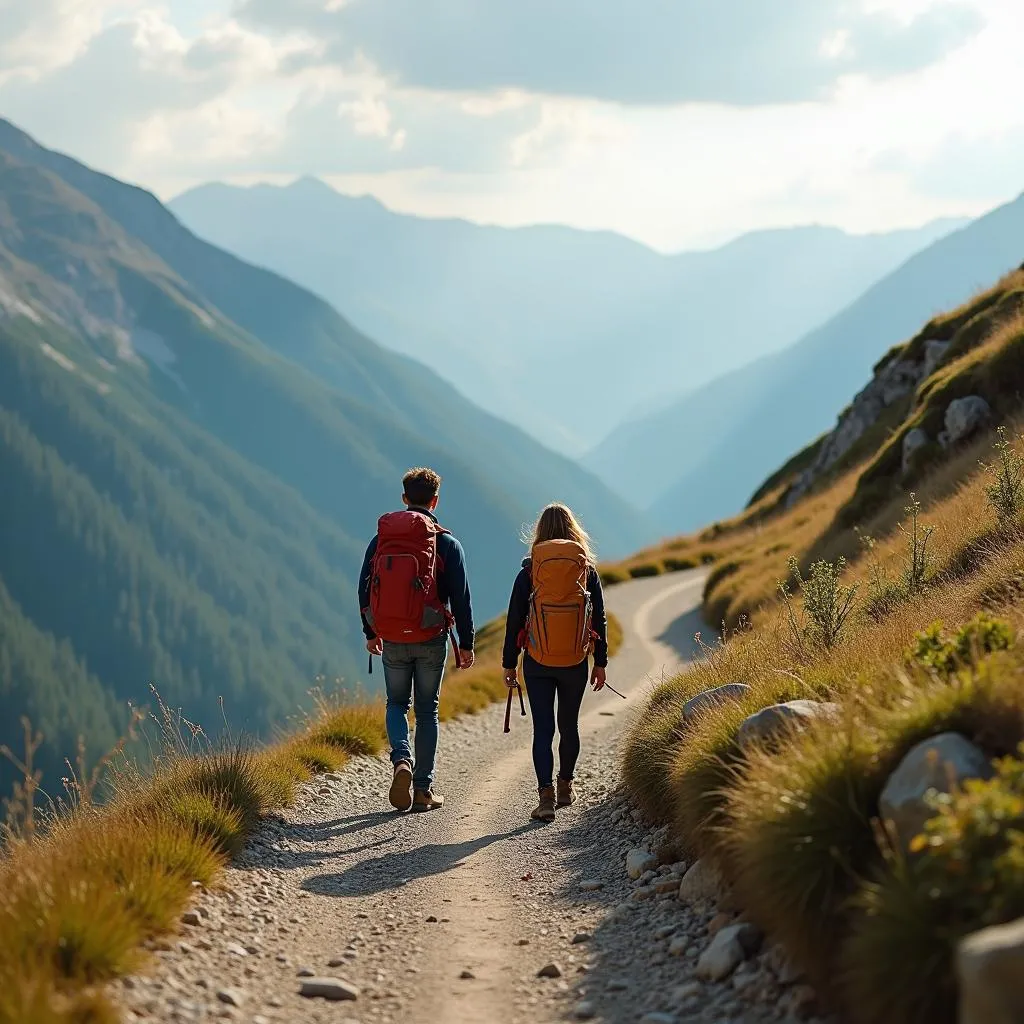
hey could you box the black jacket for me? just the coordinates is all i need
[502,557,608,669]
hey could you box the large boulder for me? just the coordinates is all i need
[902,427,930,474]
[683,683,751,722]
[879,733,994,852]
[958,917,1024,1024]
[923,339,951,378]
[940,396,991,449]
[736,700,841,752]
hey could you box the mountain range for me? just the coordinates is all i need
[592,190,1024,534]
[170,178,960,457]
[0,117,648,783]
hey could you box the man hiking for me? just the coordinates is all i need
[359,467,474,813]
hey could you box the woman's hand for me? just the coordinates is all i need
[591,666,606,691]
[504,668,519,688]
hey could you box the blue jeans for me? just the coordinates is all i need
[382,635,448,791]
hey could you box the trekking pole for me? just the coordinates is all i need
[605,682,627,700]
[516,681,527,717]
[504,685,514,734]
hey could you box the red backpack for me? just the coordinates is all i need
[365,510,452,644]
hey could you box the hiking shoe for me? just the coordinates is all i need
[531,787,556,823]
[556,778,575,808]
[412,789,445,812]
[389,761,414,812]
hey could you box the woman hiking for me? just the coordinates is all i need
[502,503,609,822]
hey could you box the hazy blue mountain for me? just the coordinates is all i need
[622,191,1024,534]
[170,177,960,456]
[0,118,650,783]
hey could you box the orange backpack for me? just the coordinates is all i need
[525,540,594,667]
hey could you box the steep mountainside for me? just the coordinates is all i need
[593,191,1024,534]
[170,177,958,455]
[0,121,648,784]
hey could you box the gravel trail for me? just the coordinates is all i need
[118,573,819,1024]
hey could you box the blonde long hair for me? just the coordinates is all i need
[526,503,595,563]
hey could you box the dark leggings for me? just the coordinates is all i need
[524,655,588,789]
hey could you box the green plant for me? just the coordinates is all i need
[899,493,936,597]
[908,613,1014,677]
[779,556,859,651]
[982,426,1024,527]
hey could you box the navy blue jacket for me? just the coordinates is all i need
[502,558,608,669]
[358,508,475,650]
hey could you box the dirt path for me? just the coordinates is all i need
[117,573,807,1024]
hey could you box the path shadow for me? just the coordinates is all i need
[302,822,537,898]
[655,604,718,664]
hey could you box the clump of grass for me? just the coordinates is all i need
[982,426,1024,528]
[898,493,935,598]
[663,556,697,572]
[628,562,663,579]
[600,567,629,585]
[779,556,859,652]
[305,691,385,756]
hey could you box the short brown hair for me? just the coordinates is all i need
[403,467,442,507]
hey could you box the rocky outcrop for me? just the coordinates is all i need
[940,395,992,449]
[736,699,841,752]
[879,733,994,852]
[958,917,1024,1024]
[786,353,926,505]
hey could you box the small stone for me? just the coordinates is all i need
[606,979,628,992]
[672,980,702,1002]
[216,988,244,1008]
[328,958,346,967]
[626,849,658,880]
[181,910,203,927]
[574,1000,596,1019]
[668,936,688,956]
[696,923,762,981]
[677,859,722,904]
[654,876,680,895]
[571,932,591,945]
[460,969,476,980]
[298,977,359,1001]
[579,879,604,892]
[631,885,656,902]
[708,912,733,937]
[224,942,248,957]
[941,395,991,448]
[516,938,530,946]
[736,700,841,752]
[538,962,563,979]
[297,967,316,977]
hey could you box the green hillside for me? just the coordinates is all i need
[0,122,648,786]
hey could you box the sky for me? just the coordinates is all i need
[0,0,1022,251]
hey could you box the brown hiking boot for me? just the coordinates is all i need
[531,787,556,822]
[389,761,413,812]
[412,789,445,812]
[556,778,575,808]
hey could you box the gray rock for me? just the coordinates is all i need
[668,936,689,956]
[578,879,604,891]
[696,923,762,981]
[574,1001,597,1019]
[941,395,991,448]
[631,884,656,902]
[180,910,203,927]
[736,700,841,751]
[224,942,248,957]
[923,339,950,378]
[902,427,930,474]
[879,732,994,851]
[958,917,1024,1024]
[677,859,722,903]
[672,980,702,1002]
[640,1014,678,1024]
[538,962,563,979]
[298,977,359,1001]
[683,684,751,721]
[571,932,592,945]
[626,849,658,879]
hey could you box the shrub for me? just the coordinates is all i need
[600,567,629,585]
[779,556,859,651]
[982,426,1024,527]
[907,613,1014,677]
[842,747,1024,1024]
[628,562,663,579]
[899,494,936,597]
[663,556,697,572]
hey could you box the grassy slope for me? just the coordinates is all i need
[0,611,621,1023]
[619,272,1024,1023]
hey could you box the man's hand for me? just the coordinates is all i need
[504,667,519,688]
[458,649,475,670]
[366,636,383,656]
[591,665,607,691]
